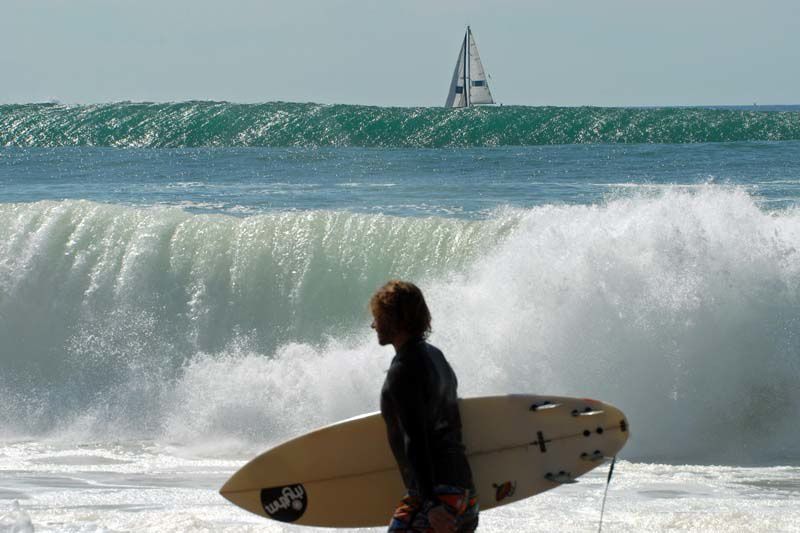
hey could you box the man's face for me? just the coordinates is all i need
[371,313,394,346]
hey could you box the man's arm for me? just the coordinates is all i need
[387,359,435,501]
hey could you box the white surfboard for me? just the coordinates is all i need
[220,394,629,527]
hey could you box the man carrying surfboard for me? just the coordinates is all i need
[370,280,479,533]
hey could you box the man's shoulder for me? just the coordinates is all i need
[424,341,444,356]
[390,344,427,374]
[421,342,448,366]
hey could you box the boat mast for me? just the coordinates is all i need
[464,26,470,107]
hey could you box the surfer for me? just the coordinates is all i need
[370,280,479,533]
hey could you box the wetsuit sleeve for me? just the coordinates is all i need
[386,360,435,501]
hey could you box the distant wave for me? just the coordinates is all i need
[2,102,800,148]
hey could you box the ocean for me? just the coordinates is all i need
[1,102,800,532]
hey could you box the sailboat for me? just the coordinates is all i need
[445,26,495,108]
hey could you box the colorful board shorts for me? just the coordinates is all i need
[388,485,479,532]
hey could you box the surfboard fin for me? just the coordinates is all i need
[545,471,578,484]
[580,450,607,463]
[572,407,605,417]
[530,401,562,411]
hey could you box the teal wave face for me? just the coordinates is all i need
[2,102,800,147]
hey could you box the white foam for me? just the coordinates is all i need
[1,447,798,532]
[429,186,800,463]
[2,188,800,464]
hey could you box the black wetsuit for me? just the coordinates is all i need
[380,338,475,502]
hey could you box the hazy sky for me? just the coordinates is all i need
[2,0,798,107]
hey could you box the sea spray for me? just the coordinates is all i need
[432,186,800,463]
[162,188,800,463]
[0,200,507,438]
[1,188,799,464]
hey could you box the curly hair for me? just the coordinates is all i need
[369,280,432,339]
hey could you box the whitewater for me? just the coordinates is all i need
[2,107,800,531]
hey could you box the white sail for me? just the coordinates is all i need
[444,27,494,107]
[445,34,467,108]
[467,29,494,105]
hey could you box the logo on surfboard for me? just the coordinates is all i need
[492,481,516,502]
[260,484,308,522]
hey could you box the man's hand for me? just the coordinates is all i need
[427,504,456,533]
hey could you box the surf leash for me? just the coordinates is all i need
[597,455,617,533]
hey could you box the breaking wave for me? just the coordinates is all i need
[1,188,799,464]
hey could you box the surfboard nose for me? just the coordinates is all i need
[219,466,248,499]
[219,479,233,498]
